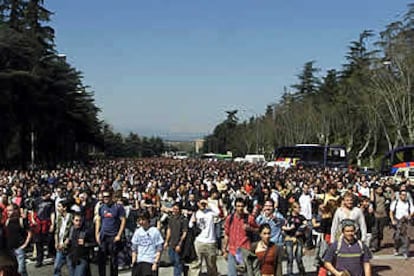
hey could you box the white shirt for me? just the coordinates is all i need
[58,213,71,244]
[391,199,414,220]
[299,193,312,220]
[270,190,279,207]
[189,206,219,244]
[131,226,164,264]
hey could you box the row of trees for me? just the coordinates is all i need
[103,124,166,158]
[0,1,165,168]
[205,4,414,167]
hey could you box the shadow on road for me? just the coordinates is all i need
[372,264,392,275]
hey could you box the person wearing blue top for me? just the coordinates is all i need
[95,190,126,276]
[131,211,164,276]
[255,198,286,245]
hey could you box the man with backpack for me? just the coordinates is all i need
[369,184,388,252]
[323,219,372,276]
[223,197,259,276]
[33,189,55,267]
[389,187,414,259]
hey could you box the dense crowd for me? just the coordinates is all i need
[0,158,413,276]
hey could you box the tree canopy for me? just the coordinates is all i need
[205,3,414,168]
[0,0,165,168]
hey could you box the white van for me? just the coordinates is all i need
[393,167,414,183]
[173,151,188,160]
[244,154,266,164]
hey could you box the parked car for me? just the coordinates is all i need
[393,167,414,183]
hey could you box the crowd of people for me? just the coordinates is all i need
[0,158,413,276]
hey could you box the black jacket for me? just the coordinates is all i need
[68,226,90,265]
[180,227,198,263]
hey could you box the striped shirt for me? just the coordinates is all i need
[323,238,372,276]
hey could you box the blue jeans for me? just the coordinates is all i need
[73,258,88,276]
[168,247,183,276]
[13,248,27,276]
[54,250,73,276]
[285,239,305,276]
[227,253,239,276]
[215,222,222,250]
[305,220,314,247]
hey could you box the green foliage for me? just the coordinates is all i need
[206,3,414,168]
[0,1,168,167]
[102,124,165,158]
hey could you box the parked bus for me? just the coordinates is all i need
[381,145,414,175]
[272,144,347,168]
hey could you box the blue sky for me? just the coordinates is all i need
[47,0,410,138]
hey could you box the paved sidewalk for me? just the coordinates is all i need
[26,225,414,275]
[120,255,318,276]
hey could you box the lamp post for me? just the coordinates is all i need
[30,129,35,169]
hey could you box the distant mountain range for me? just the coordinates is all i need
[161,133,206,141]
[119,127,207,141]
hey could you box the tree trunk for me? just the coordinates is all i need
[347,133,354,155]
[369,134,378,168]
[357,132,371,167]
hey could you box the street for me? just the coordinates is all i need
[26,225,414,276]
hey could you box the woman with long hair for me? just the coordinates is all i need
[254,223,283,276]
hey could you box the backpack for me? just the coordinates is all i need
[392,199,411,217]
[229,212,259,242]
[334,234,365,262]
